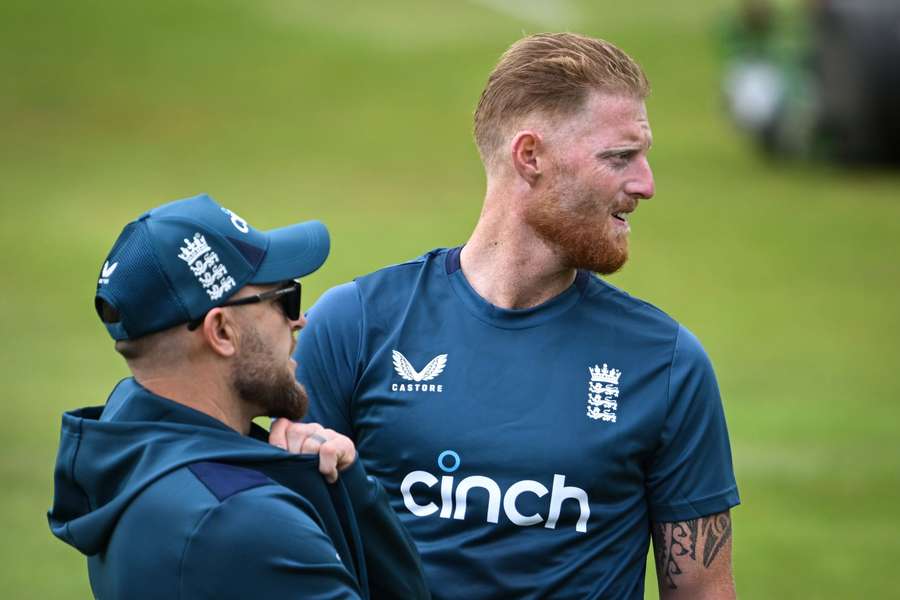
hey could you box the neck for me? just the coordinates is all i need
[133,369,254,435]
[460,186,576,310]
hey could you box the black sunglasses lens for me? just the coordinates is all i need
[279,282,301,320]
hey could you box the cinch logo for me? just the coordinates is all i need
[400,451,590,533]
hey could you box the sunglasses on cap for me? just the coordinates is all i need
[187,280,301,331]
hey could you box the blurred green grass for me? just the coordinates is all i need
[2,0,898,597]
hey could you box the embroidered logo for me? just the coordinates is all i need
[391,350,447,393]
[586,363,620,422]
[221,207,249,233]
[178,233,236,301]
[98,261,118,285]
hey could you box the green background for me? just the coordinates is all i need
[2,1,898,597]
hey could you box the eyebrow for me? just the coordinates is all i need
[596,134,653,156]
[596,145,646,158]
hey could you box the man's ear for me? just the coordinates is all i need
[201,308,238,358]
[510,130,543,186]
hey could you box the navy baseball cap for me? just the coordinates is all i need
[94,193,329,341]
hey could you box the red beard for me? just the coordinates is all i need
[524,176,629,275]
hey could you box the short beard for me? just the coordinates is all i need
[524,176,628,275]
[232,326,308,421]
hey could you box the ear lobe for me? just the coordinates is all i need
[510,130,542,186]
[201,309,238,358]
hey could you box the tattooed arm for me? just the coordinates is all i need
[651,510,735,599]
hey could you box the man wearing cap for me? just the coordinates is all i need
[47,194,428,599]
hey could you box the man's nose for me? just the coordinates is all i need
[290,312,307,332]
[627,157,655,199]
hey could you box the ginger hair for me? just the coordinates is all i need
[473,32,650,167]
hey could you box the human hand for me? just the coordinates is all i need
[269,419,357,484]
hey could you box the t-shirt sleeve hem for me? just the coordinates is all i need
[649,486,741,523]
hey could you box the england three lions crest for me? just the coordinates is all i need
[586,363,620,423]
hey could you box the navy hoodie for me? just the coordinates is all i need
[48,378,429,599]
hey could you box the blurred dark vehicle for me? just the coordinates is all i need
[722,0,900,166]
[815,0,900,165]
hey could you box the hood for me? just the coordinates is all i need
[48,378,317,556]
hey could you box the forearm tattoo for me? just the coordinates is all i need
[652,512,732,589]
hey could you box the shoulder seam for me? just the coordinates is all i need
[177,498,217,600]
[592,275,672,318]
[177,484,280,597]
[177,486,338,596]
[188,461,274,502]
[355,253,435,280]
[662,324,683,447]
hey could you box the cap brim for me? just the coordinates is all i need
[250,220,330,284]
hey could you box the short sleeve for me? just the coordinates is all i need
[181,487,362,599]
[646,325,740,523]
[294,282,364,437]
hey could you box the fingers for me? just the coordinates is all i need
[268,417,292,450]
[317,433,357,483]
[286,423,326,454]
[268,421,357,484]
[298,431,328,455]
[268,419,325,453]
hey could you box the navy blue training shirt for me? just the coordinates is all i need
[296,247,739,599]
